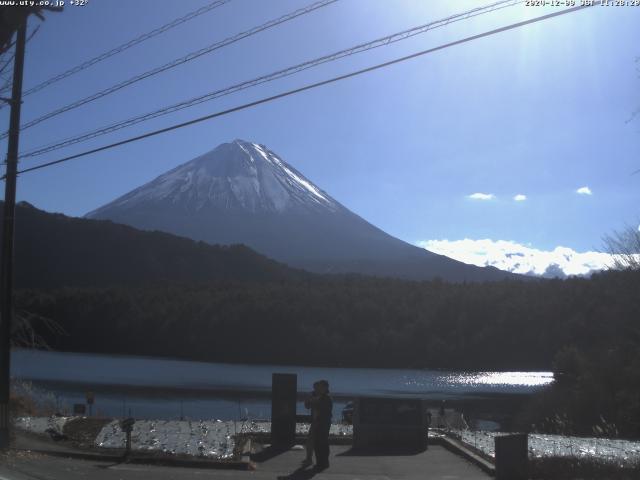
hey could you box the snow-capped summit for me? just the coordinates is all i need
[87,140,516,281]
[90,140,338,215]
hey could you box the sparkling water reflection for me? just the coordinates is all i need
[453,371,554,387]
[11,349,553,420]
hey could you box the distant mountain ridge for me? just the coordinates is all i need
[2,201,304,289]
[87,139,518,282]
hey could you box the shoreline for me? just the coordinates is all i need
[15,378,538,402]
[11,347,555,376]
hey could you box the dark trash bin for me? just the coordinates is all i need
[353,397,427,452]
[495,433,528,480]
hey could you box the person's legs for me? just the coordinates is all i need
[313,424,330,469]
[303,424,314,465]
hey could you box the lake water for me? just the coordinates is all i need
[11,349,553,422]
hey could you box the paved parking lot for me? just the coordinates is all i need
[0,443,490,480]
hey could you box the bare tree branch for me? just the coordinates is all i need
[11,309,66,349]
[603,224,640,270]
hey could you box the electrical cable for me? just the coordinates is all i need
[20,0,522,159]
[0,0,338,137]
[12,3,595,178]
[0,0,231,98]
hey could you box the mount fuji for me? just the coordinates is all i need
[86,140,514,281]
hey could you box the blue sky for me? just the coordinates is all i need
[1,0,639,274]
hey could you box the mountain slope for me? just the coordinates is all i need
[2,201,304,289]
[87,139,516,281]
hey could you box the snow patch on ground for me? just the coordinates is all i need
[19,415,640,465]
[94,419,351,459]
[14,416,71,436]
[240,420,353,437]
[95,419,238,459]
[452,430,640,463]
[14,416,352,460]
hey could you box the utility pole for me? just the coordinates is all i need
[0,18,26,450]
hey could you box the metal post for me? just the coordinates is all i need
[271,373,297,448]
[120,417,135,459]
[126,429,132,456]
[0,20,27,450]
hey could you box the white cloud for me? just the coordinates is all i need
[513,194,527,202]
[576,186,592,195]
[468,193,495,200]
[417,238,616,278]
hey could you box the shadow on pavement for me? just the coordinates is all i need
[95,458,128,469]
[251,445,291,463]
[337,446,427,457]
[276,465,319,480]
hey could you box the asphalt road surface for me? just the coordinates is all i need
[0,445,490,480]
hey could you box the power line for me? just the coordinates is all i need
[21,0,522,160]
[0,39,16,58]
[0,77,11,94]
[0,26,38,84]
[0,0,338,138]
[0,0,231,99]
[0,52,15,78]
[12,3,595,178]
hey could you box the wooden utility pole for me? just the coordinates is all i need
[0,18,26,450]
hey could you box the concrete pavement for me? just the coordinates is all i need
[0,444,491,479]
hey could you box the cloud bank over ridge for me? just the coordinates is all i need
[418,238,613,278]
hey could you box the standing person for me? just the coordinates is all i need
[312,380,332,471]
[302,381,320,467]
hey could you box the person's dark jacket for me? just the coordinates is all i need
[315,393,332,428]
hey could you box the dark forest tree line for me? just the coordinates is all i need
[16,268,640,436]
[17,270,639,370]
